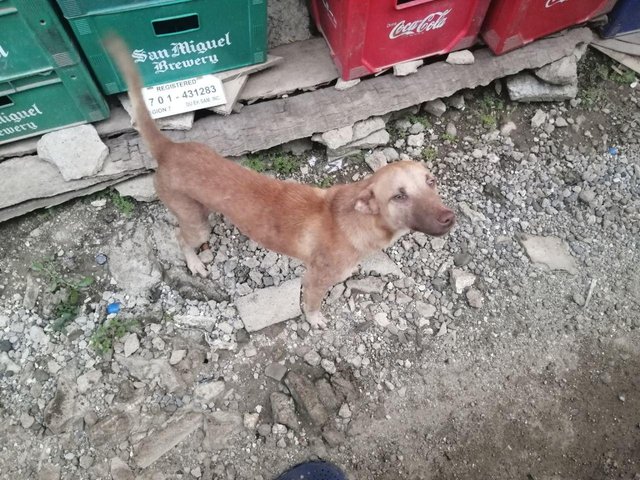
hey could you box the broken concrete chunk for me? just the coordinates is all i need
[116,354,185,393]
[359,251,404,278]
[312,125,354,150]
[134,412,203,468]
[346,277,386,294]
[507,73,578,102]
[352,117,386,141]
[531,109,548,128]
[235,278,302,332]
[110,457,134,480]
[446,50,475,65]
[393,59,423,76]
[114,174,157,202]
[194,380,226,403]
[284,372,329,427]
[109,225,163,297]
[37,125,108,181]
[334,78,360,91]
[517,234,578,274]
[466,288,484,308]
[535,55,578,86]
[423,99,447,117]
[44,375,79,434]
[202,411,243,451]
[364,150,388,171]
[265,362,288,382]
[270,392,300,431]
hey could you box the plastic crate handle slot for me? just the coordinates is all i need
[152,13,200,37]
[396,0,438,9]
[0,95,14,109]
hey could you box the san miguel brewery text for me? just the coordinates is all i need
[389,9,451,39]
[0,103,44,137]
[131,33,232,74]
[545,0,568,7]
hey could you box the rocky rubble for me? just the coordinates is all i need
[0,48,639,479]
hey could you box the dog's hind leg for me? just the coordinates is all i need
[165,195,211,277]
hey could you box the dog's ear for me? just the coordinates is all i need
[355,187,380,215]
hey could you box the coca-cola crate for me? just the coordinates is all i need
[310,0,492,80]
[482,0,617,54]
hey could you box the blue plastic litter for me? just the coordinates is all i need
[276,461,346,480]
[106,302,121,315]
[601,0,640,38]
[608,146,619,155]
[95,253,108,265]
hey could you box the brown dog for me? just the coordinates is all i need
[106,37,455,329]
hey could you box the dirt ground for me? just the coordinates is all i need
[0,49,639,480]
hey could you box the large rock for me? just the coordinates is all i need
[284,372,328,427]
[202,411,243,451]
[507,73,577,102]
[235,278,302,332]
[535,55,578,86]
[115,354,185,393]
[270,392,300,431]
[134,412,203,468]
[44,374,80,434]
[37,125,108,181]
[517,234,578,274]
[359,251,404,278]
[109,225,163,296]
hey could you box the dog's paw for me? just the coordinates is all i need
[186,257,209,277]
[198,248,214,264]
[306,311,328,330]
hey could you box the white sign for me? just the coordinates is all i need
[141,74,226,119]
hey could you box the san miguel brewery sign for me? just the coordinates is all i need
[130,32,232,74]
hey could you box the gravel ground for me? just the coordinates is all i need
[0,49,638,480]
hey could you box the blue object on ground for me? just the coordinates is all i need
[275,461,347,480]
[608,146,619,155]
[601,0,640,38]
[106,302,121,315]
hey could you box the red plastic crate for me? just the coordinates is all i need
[482,0,617,55]
[310,0,492,80]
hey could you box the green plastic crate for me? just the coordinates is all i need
[56,0,268,94]
[0,0,84,81]
[0,64,109,145]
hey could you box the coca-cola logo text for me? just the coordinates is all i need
[545,0,568,7]
[388,9,452,39]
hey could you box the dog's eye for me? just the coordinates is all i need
[426,176,437,187]
[393,192,408,201]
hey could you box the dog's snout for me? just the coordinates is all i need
[438,209,455,226]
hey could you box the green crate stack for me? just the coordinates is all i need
[0,0,109,145]
[55,0,268,94]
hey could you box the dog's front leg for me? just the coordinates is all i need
[302,263,354,329]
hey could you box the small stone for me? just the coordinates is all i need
[194,381,226,403]
[573,292,586,306]
[393,59,423,76]
[507,73,577,102]
[338,403,352,419]
[579,189,596,204]
[446,50,474,65]
[236,279,302,332]
[364,150,387,171]
[151,336,166,351]
[518,234,578,274]
[500,121,517,136]
[446,94,465,110]
[535,55,578,86]
[284,372,329,427]
[407,133,425,147]
[23,276,40,310]
[423,99,447,117]
[471,149,483,159]
[191,467,202,478]
[531,109,547,128]
[115,174,157,202]
[555,117,568,128]
[450,268,476,294]
[304,350,321,367]
[466,288,484,309]
[453,252,472,267]
[123,334,140,357]
[198,248,214,264]
[445,122,457,138]
[0,340,11,352]
[374,312,390,328]
[79,455,94,469]
[169,349,186,365]
[20,413,35,429]
[265,363,288,382]
[334,78,361,91]
[321,359,337,374]
[243,413,259,430]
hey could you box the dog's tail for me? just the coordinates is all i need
[104,35,171,159]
